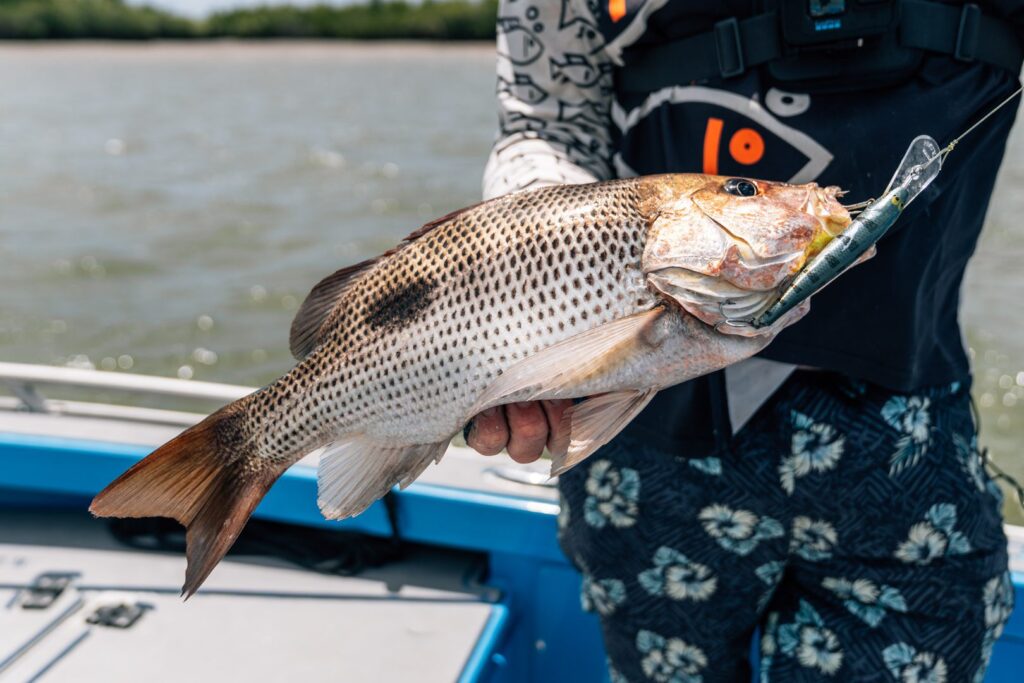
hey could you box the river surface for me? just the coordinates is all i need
[1,43,1022,520]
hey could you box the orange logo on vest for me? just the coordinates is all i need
[703,118,765,174]
[609,0,627,23]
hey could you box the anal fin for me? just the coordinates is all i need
[317,437,448,520]
[551,389,657,476]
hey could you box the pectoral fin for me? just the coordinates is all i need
[550,389,657,476]
[470,307,666,414]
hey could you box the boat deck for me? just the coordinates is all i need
[1,510,498,683]
[0,363,1021,682]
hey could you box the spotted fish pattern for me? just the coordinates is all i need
[91,172,849,596]
[258,180,656,454]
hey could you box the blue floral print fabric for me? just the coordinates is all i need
[556,371,1011,682]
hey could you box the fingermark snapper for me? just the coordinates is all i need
[91,174,850,595]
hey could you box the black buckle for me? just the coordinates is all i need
[20,572,76,609]
[714,18,745,79]
[955,3,981,62]
[86,602,149,629]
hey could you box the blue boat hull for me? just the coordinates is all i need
[1,431,1020,682]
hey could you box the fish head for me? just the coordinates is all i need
[640,174,851,335]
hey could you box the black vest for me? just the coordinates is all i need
[600,0,1021,450]
[602,0,1020,392]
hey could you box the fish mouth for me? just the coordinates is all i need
[795,185,852,271]
[648,187,853,336]
[690,184,852,291]
[698,213,806,293]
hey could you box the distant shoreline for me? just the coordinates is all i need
[0,38,494,45]
[0,39,496,60]
[0,0,498,41]
[0,36,495,44]
[0,37,497,68]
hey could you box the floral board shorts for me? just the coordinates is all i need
[556,370,1014,683]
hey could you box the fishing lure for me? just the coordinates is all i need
[747,85,1023,330]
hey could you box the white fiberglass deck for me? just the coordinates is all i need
[0,510,495,683]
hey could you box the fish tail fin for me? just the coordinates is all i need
[89,398,281,598]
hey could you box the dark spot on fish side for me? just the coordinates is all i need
[364,277,437,331]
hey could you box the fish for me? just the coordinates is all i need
[549,53,612,87]
[557,99,609,131]
[497,73,549,106]
[90,174,852,596]
[499,110,549,134]
[497,17,544,66]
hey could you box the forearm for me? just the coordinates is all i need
[482,0,615,199]
[484,135,610,198]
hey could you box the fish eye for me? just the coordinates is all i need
[723,178,758,197]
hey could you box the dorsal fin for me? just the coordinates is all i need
[404,199,487,241]
[289,198,491,359]
[289,259,377,359]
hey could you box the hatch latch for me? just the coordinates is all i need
[86,602,149,629]
[19,572,77,609]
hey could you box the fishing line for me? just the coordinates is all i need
[842,83,1022,212]
[766,84,1023,328]
[925,84,1023,170]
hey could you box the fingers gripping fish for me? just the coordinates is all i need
[90,174,851,596]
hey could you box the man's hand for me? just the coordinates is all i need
[465,400,574,463]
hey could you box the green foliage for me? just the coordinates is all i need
[205,0,498,40]
[0,0,197,39]
[0,0,498,40]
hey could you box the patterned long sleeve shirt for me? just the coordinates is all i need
[483,0,617,199]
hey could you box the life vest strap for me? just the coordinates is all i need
[616,1,1023,95]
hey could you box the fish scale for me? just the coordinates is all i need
[90,173,852,596]
[251,179,658,455]
[328,181,656,437]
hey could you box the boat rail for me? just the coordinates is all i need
[0,362,250,408]
[0,362,249,426]
[0,362,555,490]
